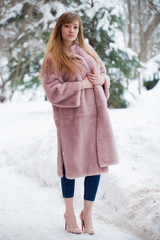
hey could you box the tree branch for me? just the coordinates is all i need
[0,71,5,93]
[144,14,160,41]
[146,0,160,16]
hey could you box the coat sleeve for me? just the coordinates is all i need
[43,58,81,108]
[87,44,110,100]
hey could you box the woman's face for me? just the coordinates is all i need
[61,20,79,47]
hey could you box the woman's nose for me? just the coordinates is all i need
[69,27,74,32]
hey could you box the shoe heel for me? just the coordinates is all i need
[65,222,67,230]
[64,213,82,234]
[79,211,95,235]
[81,222,84,231]
[80,211,84,231]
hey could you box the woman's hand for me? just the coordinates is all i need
[81,77,93,90]
[87,70,105,86]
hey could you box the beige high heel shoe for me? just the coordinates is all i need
[79,211,95,235]
[64,213,82,234]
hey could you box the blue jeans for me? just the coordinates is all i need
[61,165,100,201]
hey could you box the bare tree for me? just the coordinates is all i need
[124,0,160,62]
[139,0,160,61]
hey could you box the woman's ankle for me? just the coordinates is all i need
[64,209,76,216]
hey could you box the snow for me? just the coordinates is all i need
[23,74,31,83]
[85,7,96,19]
[40,1,67,30]
[0,3,23,26]
[0,83,160,239]
[98,0,122,9]
[10,85,45,102]
[23,42,28,48]
[0,57,8,68]
[140,54,160,82]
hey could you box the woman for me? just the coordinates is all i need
[40,11,118,235]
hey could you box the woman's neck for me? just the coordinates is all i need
[63,40,74,48]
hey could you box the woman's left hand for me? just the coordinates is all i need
[87,69,105,86]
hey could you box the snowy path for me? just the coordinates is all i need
[0,83,160,240]
[0,166,139,240]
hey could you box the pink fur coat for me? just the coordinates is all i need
[43,42,118,179]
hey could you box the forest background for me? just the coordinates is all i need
[0,0,160,108]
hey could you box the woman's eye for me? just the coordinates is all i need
[74,27,78,29]
[64,25,69,28]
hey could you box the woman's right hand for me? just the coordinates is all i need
[81,77,93,90]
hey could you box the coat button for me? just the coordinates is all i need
[62,152,64,155]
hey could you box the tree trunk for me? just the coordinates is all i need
[139,14,160,62]
[89,0,96,47]
[127,0,132,48]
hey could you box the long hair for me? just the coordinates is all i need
[39,11,99,78]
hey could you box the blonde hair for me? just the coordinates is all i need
[39,11,99,78]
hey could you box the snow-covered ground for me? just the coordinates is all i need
[0,82,160,240]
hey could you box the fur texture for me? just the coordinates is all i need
[43,43,118,179]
